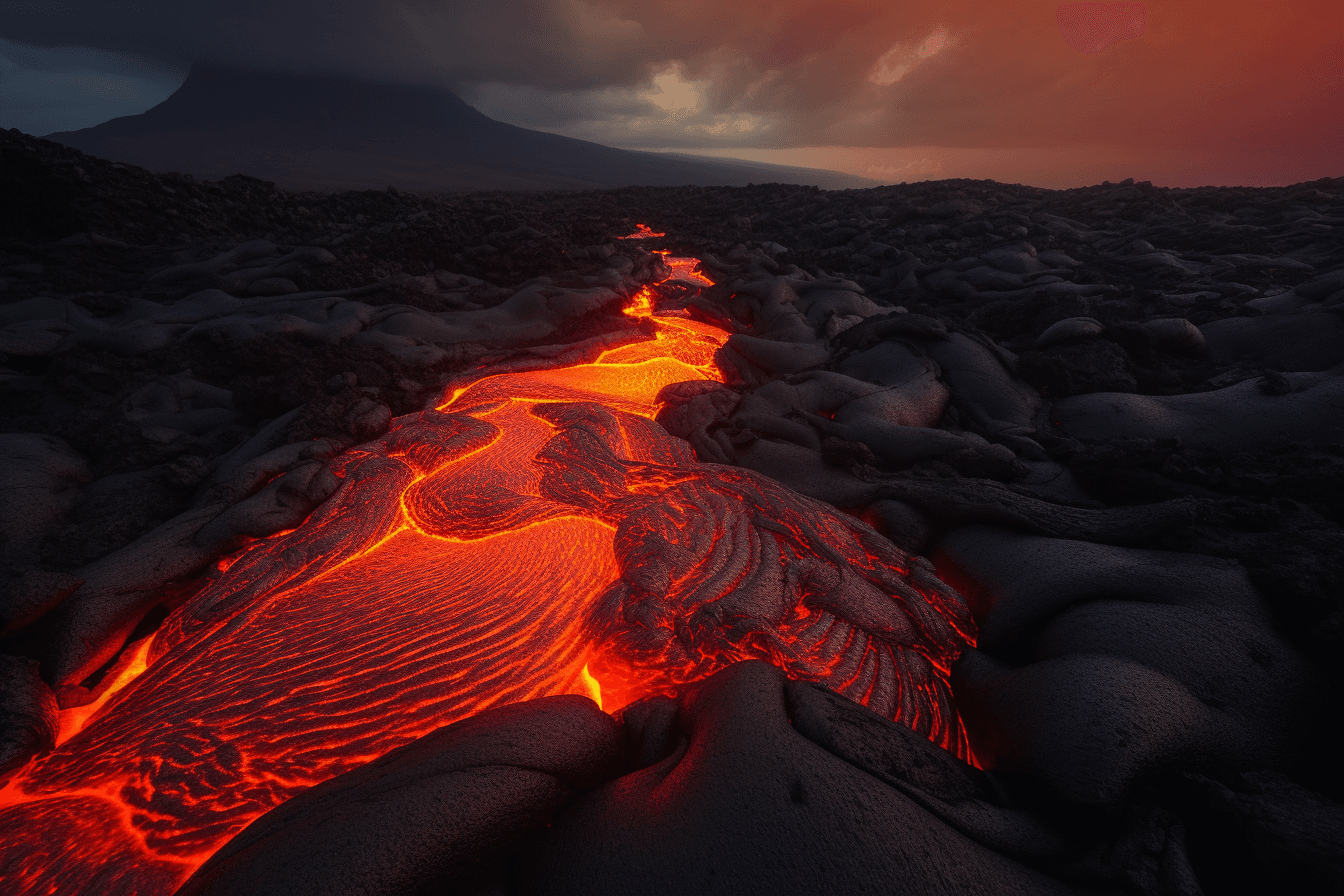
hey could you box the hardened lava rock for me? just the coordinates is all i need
[0,655,58,777]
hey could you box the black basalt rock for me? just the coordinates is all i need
[0,654,58,776]
[176,696,623,896]
[522,662,1079,896]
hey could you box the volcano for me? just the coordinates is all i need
[42,63,877,193]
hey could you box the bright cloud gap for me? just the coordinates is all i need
[869,28,950,86]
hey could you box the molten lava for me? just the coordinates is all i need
[0,239,974,895]
[616,223,665,239]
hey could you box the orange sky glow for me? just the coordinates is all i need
[612,0,1343,187]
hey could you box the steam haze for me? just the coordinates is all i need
[2,0,1339,187]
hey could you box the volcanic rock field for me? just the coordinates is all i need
[2,126,1343,894]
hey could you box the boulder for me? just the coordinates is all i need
[524,662,1079,896]
[1140,318,1205,352]
[0,654,59,776]
[938,526,1318,809]
[926,334,1042,431]
[178,696,623,896]
[1033,317,1104,350]
[838,338,938,388]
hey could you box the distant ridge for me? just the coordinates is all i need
[44,64,877,193]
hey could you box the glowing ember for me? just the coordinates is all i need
[0,234,973,894]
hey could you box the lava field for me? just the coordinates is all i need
[2,127,1343,895]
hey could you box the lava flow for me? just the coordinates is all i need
[0,239,974,895]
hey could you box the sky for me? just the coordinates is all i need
[0,1,1339,188]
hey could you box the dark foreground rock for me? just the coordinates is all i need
[177,696,622,896]
[179,662,1220,896]
[525,663,1079,896]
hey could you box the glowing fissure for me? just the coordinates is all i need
[0,236,974,895]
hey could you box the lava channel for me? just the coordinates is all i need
[0,242,975,895]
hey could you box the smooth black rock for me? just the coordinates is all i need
[522,662,1077,896]
[0,653,58,776]
[177,695,622,896]
[938,526,1319,810]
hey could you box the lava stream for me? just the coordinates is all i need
[0,243,973,895]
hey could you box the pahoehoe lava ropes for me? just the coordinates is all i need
[0,237,975,895]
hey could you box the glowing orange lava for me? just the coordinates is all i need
[0,238,972,895]
[55,637,153,746]
[616,223,665,239]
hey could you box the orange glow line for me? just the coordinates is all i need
[56,636,154,745]
[578,664,604,711]
[616,223,665,239]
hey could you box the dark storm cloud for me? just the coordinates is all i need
[0,1,657,90]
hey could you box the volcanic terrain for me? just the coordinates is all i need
[1,126,1342,895]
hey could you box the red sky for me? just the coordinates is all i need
[2,0,1340,187]
[563,0,1343,187]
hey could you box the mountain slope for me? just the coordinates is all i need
[44,64,876,192]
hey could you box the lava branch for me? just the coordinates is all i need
[0,234,974,896]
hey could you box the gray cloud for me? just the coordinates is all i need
[0,1,658,90]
